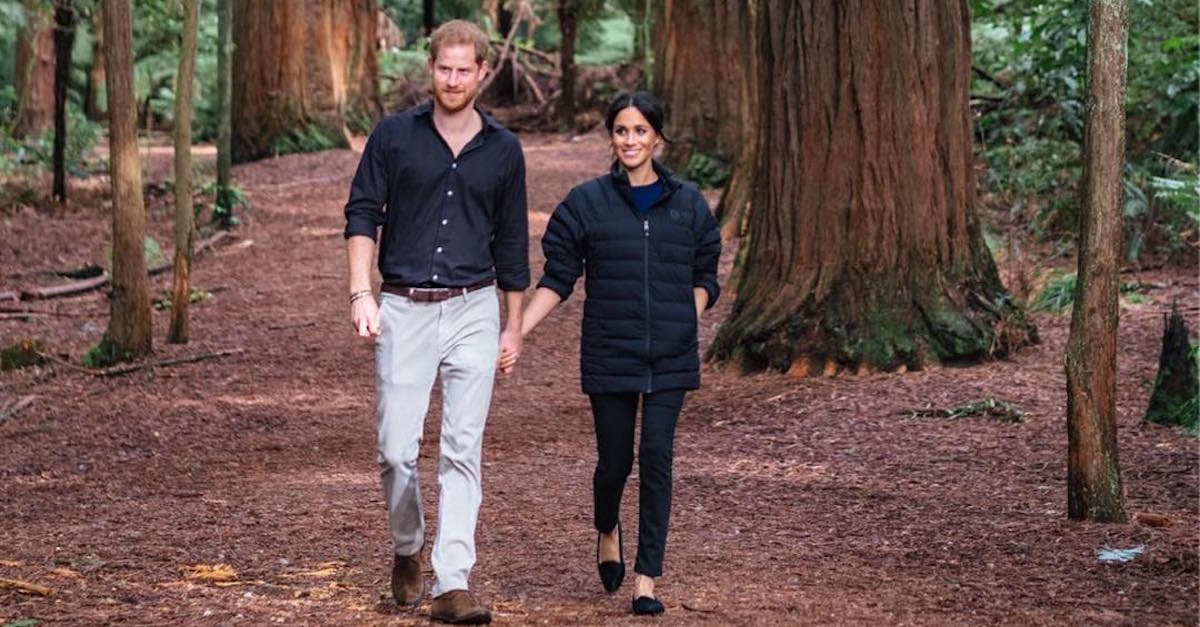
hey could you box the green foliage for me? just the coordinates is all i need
[0,105,101,176]
[379,0,480,46]
[1031,272,1076,312]
[1,338,46,371]
[972,0,1199,253]
[684,152,730,189]
[104,236,167,270]
[201,179,249,228]
[269,124,340,158]
[1031,272,1148,312]
[574,11,634,66]
[82,335,133,368]
[155,288,212,310]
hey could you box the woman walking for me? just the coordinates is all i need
[509,91,721,616]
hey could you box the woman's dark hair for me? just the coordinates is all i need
[604,91,670,142]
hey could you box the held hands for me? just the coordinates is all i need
[497,329,521,374]
[350,292,381,337]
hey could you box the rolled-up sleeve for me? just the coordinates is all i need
[692,194,721,309]
[344,127,389,240]
[491,143,530,291]
[537,197,586,301]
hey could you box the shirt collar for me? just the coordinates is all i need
[415,100,504,133]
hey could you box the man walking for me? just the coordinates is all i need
[344,20,527,625]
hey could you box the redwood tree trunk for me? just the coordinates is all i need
[52,0,76,203]
[655,0,758,240]
[12,0,54,139]
[232,0,380,163]
[101,0,152,360]
[169,0,200,344]
[1066,0,1128,523]
[557,0,577,133]
[709,1,1035,374]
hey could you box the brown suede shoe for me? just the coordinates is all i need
[430,589,492,624]
[390,552,424,606]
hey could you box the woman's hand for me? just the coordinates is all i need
[693,287,709,319]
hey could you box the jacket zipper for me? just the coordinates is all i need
[644,218,653,394]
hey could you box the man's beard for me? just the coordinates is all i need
[433,84,478,113]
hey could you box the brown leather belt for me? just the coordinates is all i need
[381,280,494,303]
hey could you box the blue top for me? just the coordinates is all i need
[630,180,665,218]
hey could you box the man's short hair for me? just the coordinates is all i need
[429,20,490,66]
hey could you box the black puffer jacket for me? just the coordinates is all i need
[537,161,721,394]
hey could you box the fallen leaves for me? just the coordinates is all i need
[0,577,51,596]
[180,563,238,582]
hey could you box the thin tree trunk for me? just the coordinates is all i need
[52,0,75,203]
[214,0,234,226]
[1066,0,1129,523]
[709,1,1035,374]
[423,0,435,36]
[169,0,199,344]
[557,0,577,133]
[85,3,106,120]
[13,0,54,139]
[101,0,152,361]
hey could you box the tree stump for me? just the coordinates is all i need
[1144,304,1198,429]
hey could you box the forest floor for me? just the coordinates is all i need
[0,130,1197,626]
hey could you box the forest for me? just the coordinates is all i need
[0,0,1197,624]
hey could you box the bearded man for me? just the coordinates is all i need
[343,19,528,625]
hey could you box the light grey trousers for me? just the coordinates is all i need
[375,287,499,596]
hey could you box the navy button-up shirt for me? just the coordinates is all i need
[344,101,530,292]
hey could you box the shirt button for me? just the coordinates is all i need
[436,247,443,253]
[441,219,448,225]
[447,190,454,197]
[432,274,439,280]
[451,163,458,169]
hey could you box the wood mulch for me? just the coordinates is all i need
[1,130,1196,625]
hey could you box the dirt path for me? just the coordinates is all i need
[1,131,1197,625]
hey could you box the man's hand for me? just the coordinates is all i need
[351,295,381,337]
[497,328,521,374]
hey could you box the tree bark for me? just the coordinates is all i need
[52,0,76,203]
[213,0,234,226]
[1066,0,1128,523]
[101,0,152,360]
[169,0,200,344]
[654,0,758,242]
[85,3,106,120]
[557,0,577,133]
[231,0,380,163]
[709,1,1036,375]
[12,0,54,139]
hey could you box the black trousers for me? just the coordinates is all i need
[589,388,686,578]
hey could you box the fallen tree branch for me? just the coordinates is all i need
[19,231,234,301]
[0,576,52,596]
[0,395,36,422]
[38,348,244,377]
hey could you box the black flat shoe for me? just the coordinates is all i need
[631,596,664,616]
[597,523,625,593]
